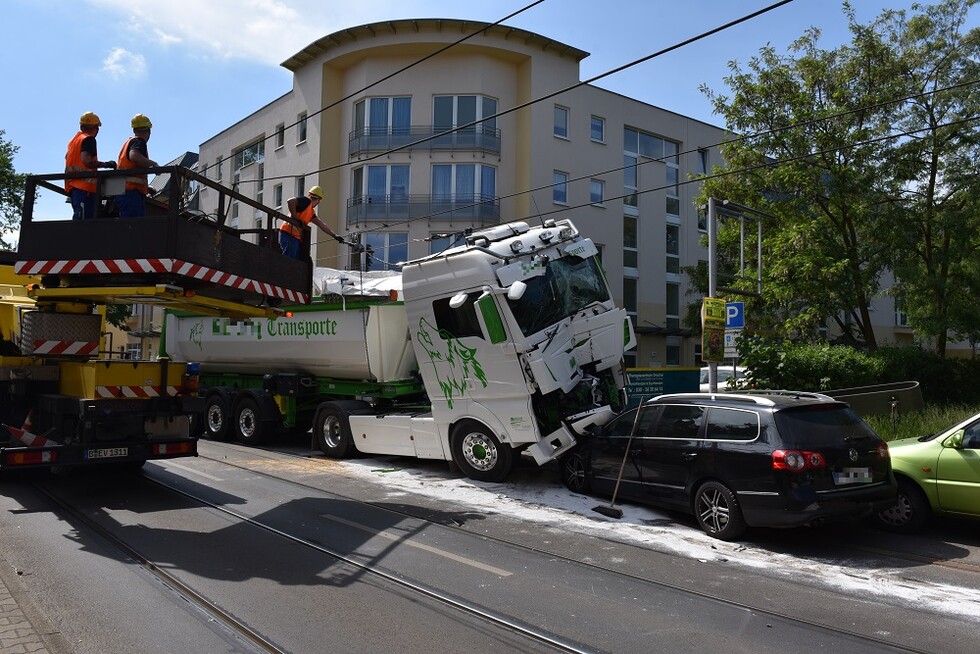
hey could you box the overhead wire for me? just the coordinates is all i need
[349,76,980,239]
[196,0,547,179]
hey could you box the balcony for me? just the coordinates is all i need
[346,194,500,228]
[349,125,501,157]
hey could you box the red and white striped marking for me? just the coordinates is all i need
[96,385,180,399]
[3,424,51,447]
[14,258,308,303]
[32,340,100,356]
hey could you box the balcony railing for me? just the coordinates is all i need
[346,194,500,227]
[348,125,501,157]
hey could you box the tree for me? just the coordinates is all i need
[698,1,980,355]
[876,0,980,356]
[0,129,26,250]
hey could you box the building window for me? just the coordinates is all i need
[429,233,455,255]
[697,148,709,176]
[553,171,568,204]
[666,223,680,274]
[666,282,680,330]
[590,179,604,206]
[431,164,496,202]
[216,157,223,181]
[275,123,285,149]
[256,163,264,205]
[352,165,410,203]
[297,112,308,144]
[665,140,680,216]
[554,105,569,139]
[623,215,637,270]
[356,97,413,134]
[296,176,305,198]
[623,154,637,208]
[666,342,681,366]
[591,115,605,143]
[624,276,637,318]
[895,301,909,327]
[274,183,283,209]
[233,140,264,172]
[364,231,409,271]
[432,95,496,133]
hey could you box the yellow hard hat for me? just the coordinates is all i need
[308,185,324,199]
[79,111,102,127]
[131,113,152,130]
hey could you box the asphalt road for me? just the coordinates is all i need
[0,441,977,653]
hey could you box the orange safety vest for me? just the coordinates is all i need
[280,202,315,239]
[65,131,96,193]
[117,137,149,194]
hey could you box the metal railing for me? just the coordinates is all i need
[348,125,501,157]
[345,194,500,228]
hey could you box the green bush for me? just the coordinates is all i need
[737,337,980,405]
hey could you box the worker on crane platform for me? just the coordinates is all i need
[65,111,117,220]
[116,113,159,217]
[279,185,345,258]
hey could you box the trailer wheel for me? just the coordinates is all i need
[450,421,513,482]
[234,395,273,446]
[204,391,232,441]
[313,403,358,458]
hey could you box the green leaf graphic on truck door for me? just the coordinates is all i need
[416,317,488,409]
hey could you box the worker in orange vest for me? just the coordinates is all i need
[279,185,344,258]
[65,111,117,220]
[116,113,159,217]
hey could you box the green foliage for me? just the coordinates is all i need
[866,404,980,442]
[697,0,980,356]
[105,304,133,330]
[738,335,980,405]
[0,129,26,250]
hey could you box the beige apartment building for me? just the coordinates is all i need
[196,18,958,367]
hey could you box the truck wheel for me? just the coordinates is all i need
[450,422,513,482]
[204,391,232,441]
[314,403,357,458]
[234,395,271,446]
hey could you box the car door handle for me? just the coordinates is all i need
[683,453,698,460]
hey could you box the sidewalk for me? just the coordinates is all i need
[0,556,70,654]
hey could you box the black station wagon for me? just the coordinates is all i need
[561,391,897,540]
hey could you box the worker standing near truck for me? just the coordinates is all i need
[65,111,116,220]
[279,185,344,258]
[116,113,159,217]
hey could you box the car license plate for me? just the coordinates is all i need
[833,467,872,485]
[86,447,128,460]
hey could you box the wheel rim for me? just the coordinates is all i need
[206,404,224,433]
[563,456,586,491]
[321,414,343,449]
[697,487,730,534]
[460,432,498,472]
[239,407,256,439]
[878,493,912,527]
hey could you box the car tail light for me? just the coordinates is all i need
[876,442,889,459]
[772,449,826,471]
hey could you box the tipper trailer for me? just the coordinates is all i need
[164,219,637,481]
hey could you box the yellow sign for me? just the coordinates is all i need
[701,297,726,362]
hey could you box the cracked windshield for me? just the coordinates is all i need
[508,255,609,336]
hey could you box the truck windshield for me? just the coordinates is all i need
[508,255,610,336]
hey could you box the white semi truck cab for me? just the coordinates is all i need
[165,218,636,481]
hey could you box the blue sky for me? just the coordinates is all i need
[4,0,971,225]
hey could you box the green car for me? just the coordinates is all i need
[875,412,980,533]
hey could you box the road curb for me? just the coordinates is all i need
[0,553,72,654]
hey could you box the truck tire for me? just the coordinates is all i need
[450,421,514,482]
[204,390,233,441]
[234,394,278,446]
[313,401,368,458]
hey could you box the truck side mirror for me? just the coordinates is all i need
[449,292,469,309]
[507,280,527,301]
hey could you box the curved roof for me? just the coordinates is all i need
[282,18,589,71]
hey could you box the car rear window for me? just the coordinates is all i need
[705,407,759,441]
[773,405,879,446]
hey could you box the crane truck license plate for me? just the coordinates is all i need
[86,447,128,459]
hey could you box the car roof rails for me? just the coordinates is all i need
[735,389,838,403]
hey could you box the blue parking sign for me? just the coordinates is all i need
[726,302,745,329]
